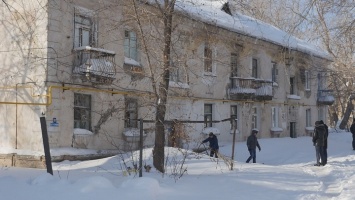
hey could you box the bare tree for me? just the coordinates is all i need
[231,0,355,129]
[125,0,176,173]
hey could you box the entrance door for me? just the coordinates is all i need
[290,122,297,138]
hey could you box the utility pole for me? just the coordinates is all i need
[230,117,237,170]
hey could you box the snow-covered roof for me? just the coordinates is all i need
[170,0,331,60]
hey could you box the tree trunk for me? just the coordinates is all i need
[153,104,166,172]
[339,96,354,130]
[153,0,175,173]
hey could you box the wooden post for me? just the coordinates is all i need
[230,117,237,170]
[40,117,53,175]
[139,118,143,177]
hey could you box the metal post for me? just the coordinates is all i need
[139,118,143,177]
[40,117,53,175]
[230,117,237,170]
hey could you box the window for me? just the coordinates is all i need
[318,106,325,122]
[74,8,96,48]
[305,70,310,90]
[251,106,258,129]
[272,62,278,83]
[272,107,279,128]
[170,66,180,82]
[124,30,139,61]
[252,58,258,78]
[290,77,296,95]
[204,43,212,72]
[125,100,138,128]
[317,72,326,90]
[170,60,180,82]
[231,53,238,77]
[204,104,213,127]
[306,109,311,127]
[74,93,91,130]
[231,105,238,128]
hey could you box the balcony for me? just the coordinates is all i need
[254,79,273,101]
[73,46,116,84]
[317,89,335,105]
[229,77,273,101]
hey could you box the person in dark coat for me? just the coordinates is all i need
[350,119,355,150]
[202,132,219,158]
[312,121,327,166]
[319,120,328,165]
[246,129,261,163]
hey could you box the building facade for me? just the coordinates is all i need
[0,0,334,158]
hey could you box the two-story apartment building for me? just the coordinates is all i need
[0,0,334,165]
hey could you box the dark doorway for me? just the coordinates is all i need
[290,122,297,138]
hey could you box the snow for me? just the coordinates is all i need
[74,128,94,135]
[73,46,115,55]
[123,128,147,137]
[124,57,141,66]
[171,0,331,60]
[271,127,283,132]
[2,129,355,199]
[287,94,302,100]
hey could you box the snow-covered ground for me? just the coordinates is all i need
[1,129,355,200]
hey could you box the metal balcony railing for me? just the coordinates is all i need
[229,77,273,101]
[73,46,116,84]
[317,89,335,105]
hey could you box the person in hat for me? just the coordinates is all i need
[350,119,355,150]
[319,120,328,165]
[201,132,219,158]
[246,129,261,163]
[312,120,327,166]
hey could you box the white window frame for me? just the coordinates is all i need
[74,7,96,48]
[306,108,311,127]
[290,77,296,95]
[317,72,327,90]
[74,93,91,130]
[204,42,213,73]
[305,70,310,90]
[124,30,139,62]
[252,106,258,129]
[252,58,258,78]
[272,107,279,128]
[125,99,138,128]
[170,59,180,82]
[204,104,213,127]
[272,62,278,83]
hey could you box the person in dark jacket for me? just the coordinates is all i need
[202,132,219,158]
[246,129,261,163]
[319,120,328,165]
[350,119,355,150]
[312,121,327,166]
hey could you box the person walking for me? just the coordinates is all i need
[319,120,328,165]
[202,132,219,158]
[312,121,327,166]
[350,119,355,150]
[246,129,261,163]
